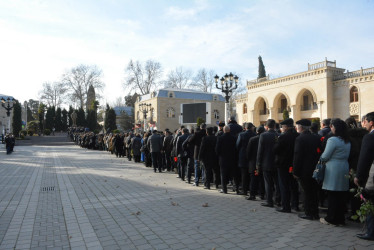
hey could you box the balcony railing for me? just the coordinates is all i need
[259,109,269,115]
[301,103,318,111]
[278,107,291,113]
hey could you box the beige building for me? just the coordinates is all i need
[134,88,225,131]
[236,59,374,126]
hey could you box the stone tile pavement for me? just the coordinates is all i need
[0,143,373,249]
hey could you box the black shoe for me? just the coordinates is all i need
[220,189,227,194]
[204,187,210,190]
[291,206,300,212]
[356,233,374,241]
[237,192,246,195]
[260,196,265,200]
[246,196,256,200]
[275,202,281,207]
[276,208,291,213]
[261,203,274,208]
[298,214,314,220]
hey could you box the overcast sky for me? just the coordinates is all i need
[1,0,374,105]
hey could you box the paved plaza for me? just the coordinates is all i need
[0,136,373,249]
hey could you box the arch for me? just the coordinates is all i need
[273,92,291,114]
[166,107,175,118]
[296,88,318,111]
[243,103,248,114]
[254,96,269,115]
[168,91,174,98]
[350,85,359,102]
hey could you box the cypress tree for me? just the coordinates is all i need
[45,107,55,130]
[55,107,63,131]
[76,108,86,127]
[38,103,46,132]
[12,100,22,136]
[258,55,266,79]
[105,106,117,132]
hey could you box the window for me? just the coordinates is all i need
[214,110,219,119]
[243,103,247,114]
[168,92,174,98]
[166,107,175,118]
[213,95,218,101]
[350,86,359,102]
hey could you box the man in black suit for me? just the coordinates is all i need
[188,124,207,187]
[293,119,321,220]
[199,127,218,189]
[246,126,265,200]
[274,118,299,212]
[176,128,190,181]
[257,119,279,207]
[215,126,236,194]
[354,112,374,241]
[236,123,256,195]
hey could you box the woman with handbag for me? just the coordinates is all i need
[320,118,351,226]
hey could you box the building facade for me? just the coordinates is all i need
[236,59,374,126]
[134,88,225,131]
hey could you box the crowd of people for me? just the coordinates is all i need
[68,111,374,241]
[2,133,15,154]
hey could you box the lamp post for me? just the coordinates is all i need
[1,97,15,134]
[24,101,28,130]
[139,103,151,131]
[214,72,238,123]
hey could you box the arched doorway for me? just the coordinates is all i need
[253,97,269,125]
[273,93,291,122]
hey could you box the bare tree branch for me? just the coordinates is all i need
[123,59,162,95]
[190,68,215,93]
[61,64,105,108]
[163,67,192,89]
[38,81,67,107]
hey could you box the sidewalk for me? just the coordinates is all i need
[0,144,372,249]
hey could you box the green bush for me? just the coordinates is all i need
[112,129,120,134]
[27,130,34,136]
[44,129,51,135]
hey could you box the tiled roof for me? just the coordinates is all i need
[113,106,133,116]
[0,94,15,100]
[138,88,224,102]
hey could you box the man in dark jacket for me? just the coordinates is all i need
[163,130,174,171]
[176,128,190,181]
[188,125,207,186]
[293,119,321,220]
[354,112,374,241]
[182,129,195,183]
[215,122,225,137]
[318,118,331,137]
[257,119,279,207]
[215,126,236,194]
[274,118,299,212]
[246,126,265,200]
[199,127,218,189]
[147,130,163,173]
[236,123,256,195]
[131,134,142,162]
[228,117,243,193]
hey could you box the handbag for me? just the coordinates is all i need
[313,160,326,184]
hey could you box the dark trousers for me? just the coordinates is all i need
[151,152,162,172]
[241,167,250,195]
[134,155,141,162]
[178,157,187,180]
[165,152,172,171]
[231,166,241,192]
[325,191,347,225]
[278,168,295,210]
[161,152,166,170]
[299,177,319,217]
[194,160,202,185]
[220,167,230,193]
[263,170,279,205]
[366,213,374,237]
[213,164,221,187]
[203,161,213,188]
[127,148,132,160]
[186,157,194,182]
[250,172,265,198]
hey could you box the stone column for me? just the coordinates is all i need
[289,105,298,121]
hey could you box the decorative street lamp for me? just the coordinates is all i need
[214,72,239,123]
[139,103,151,131]
[1,97,15,134]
